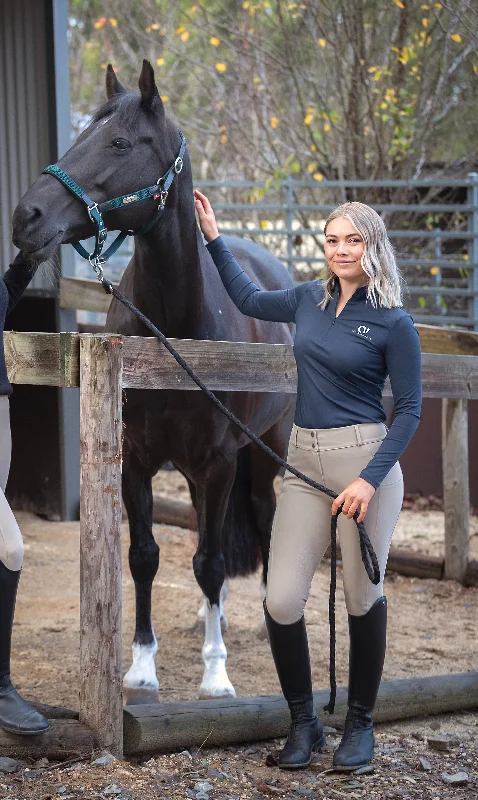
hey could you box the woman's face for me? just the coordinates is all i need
[324,217,367,284]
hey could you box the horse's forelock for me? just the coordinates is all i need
[91,93,164,132]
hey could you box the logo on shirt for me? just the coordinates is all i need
[352,325,372,341]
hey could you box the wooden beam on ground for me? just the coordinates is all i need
[0,719,93,759]
[60,276,117,314]
[153,493,198,530]
[79,334,124,758]
[123,672,478,755]
[442,398,470,582]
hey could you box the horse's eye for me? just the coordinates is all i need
[111,138,131,150]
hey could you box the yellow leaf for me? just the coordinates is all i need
[176,26,185,34]
[100,63,107,69]
[318,38,326,48]
[313,172,324,181]
[304,113,314,125]
[210,36,220,46]
[109,17,118,27]
[270,116,279,129]
[307,163,317,173]
[435,2,442,7]
[420,4,430,8]
[310,144,317,152]
[260,220,269,228]
[368,65,378,73]
[220,134,228,143]
[156,57,165,67]
[191,5,199,11]
[380,101,388,109]
[323,123,331,132]
[374,71,381,80]
[430,266,439,275]
[216,62,227,72]
[94,17,107,28]
[473,64,478,74]
[151,23,160,30]
[181,31,190,42]
[392,0,405,7]
[219,124,227,132]
[243,1,250,7]
[422,17,428,27]
[160,95,169,102]
[451,33,462,43]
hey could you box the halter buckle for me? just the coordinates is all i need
[87,202,100,223]
[174,156,183,174]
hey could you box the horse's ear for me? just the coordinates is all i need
[105,64,127,99]
[138,59,162,112]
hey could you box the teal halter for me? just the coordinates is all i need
[42,130,187,280]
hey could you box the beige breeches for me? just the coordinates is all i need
[0,397,23,571]
[266,422,403,622]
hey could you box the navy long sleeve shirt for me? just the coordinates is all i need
[207,236,421,489]
[0,256,37,396]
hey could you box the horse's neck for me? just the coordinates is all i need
[131,214,209,338]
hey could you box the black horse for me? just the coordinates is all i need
[12,60,294,699]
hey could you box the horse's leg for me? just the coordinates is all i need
[122,450,160,702]
[193,450,237,699]
[197,578,229,628]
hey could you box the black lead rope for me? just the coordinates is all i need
[101,279,381,714]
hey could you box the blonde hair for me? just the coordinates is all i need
[320,202,403,309]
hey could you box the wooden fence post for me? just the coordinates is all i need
[79,334,123,757]
[442,398,470,582]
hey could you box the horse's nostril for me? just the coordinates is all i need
[25,204,43,222]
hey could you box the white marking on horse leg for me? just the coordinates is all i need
[197,578,229,628]
[198,600,235,699]
[123,634,159,692]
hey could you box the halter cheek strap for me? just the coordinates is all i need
[42,130,187,278]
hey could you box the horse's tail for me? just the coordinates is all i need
[221,446,261,578]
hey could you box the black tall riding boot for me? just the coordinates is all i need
[0,561,49,734]
[264,601,325,769]
[333,596,387,771]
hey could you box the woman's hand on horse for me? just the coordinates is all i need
[331,478,376,523]
[194,189,220,243]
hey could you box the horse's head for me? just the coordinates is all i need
[13,60,188,263]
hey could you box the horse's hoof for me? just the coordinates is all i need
[123,687,159,706]
[198,682,236,700]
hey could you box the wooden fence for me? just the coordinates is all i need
[4,324,478,757]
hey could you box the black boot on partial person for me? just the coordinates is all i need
[0,561,49,735]
[333,596,387,771]
[264,601,325,769]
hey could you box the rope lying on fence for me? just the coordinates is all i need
[101,278,381,714]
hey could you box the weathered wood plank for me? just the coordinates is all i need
[79,334,124,757]
[416,323,478,356]
[121,336,298,392]
[60,276,116,313]
[0,719,93,759]
[123,672,478,754]
[442,399,470,581]
[122,338,478,397]
[4,331,80,387]
[4,332,478,398]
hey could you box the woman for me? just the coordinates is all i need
[0,253,49,734]
[194,191,421,771]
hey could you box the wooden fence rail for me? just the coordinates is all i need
[4,330,478,756]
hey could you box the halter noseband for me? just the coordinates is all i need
[42,130,187,281]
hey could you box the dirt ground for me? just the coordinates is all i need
[4,470,478,798]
